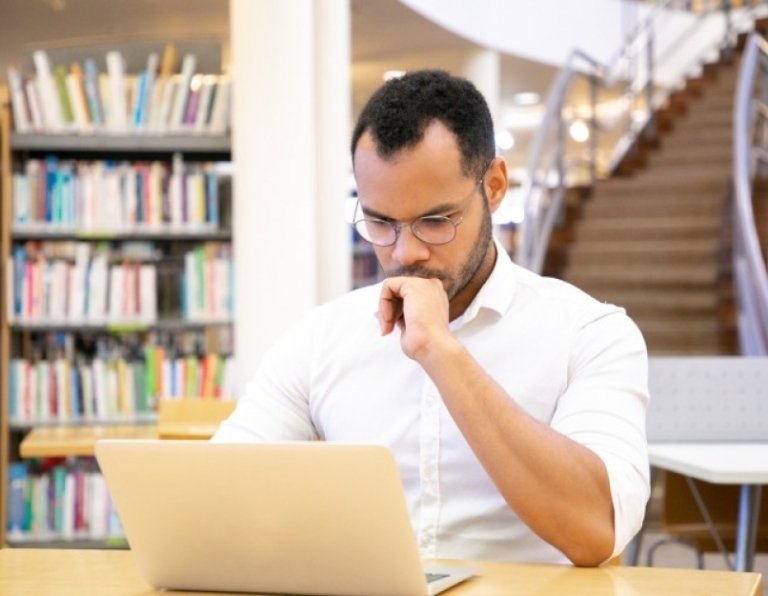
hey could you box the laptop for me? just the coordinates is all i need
[94,439,475,595]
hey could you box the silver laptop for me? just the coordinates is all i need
[95,440,475,595]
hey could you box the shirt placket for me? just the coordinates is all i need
[416,380,441,557]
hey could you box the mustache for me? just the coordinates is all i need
[384,266,448,282]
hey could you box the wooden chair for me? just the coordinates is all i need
[156,399,236,440]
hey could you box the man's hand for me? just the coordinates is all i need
[378,276,455,361]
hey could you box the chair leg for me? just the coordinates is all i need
[645,536,705,569]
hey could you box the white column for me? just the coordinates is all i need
[228,1,309,390]
[462,49,501,130]
[315,0,352,303]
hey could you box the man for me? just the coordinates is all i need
[213,70,649,567]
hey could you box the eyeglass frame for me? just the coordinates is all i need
[352,160,494,247]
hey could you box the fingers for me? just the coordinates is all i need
[379,279,404,335]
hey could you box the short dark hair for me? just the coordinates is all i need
[351,69,495,179]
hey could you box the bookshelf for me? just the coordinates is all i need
[0,50,237,545]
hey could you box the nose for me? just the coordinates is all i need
[391,226,430,268]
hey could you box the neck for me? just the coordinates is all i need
[448,241,498,321]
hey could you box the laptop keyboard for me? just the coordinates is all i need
[425,572,450,583]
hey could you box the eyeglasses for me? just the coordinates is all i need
[352,165,491,247]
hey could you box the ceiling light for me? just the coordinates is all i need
[569,119,590,143]
[383,70,406,81]
[512,92,541,106]
[495,130,515,151]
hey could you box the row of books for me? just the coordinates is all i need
[7,46,231,135]
[12,156,230,231]
[6,241,234,324]
[8,352,237,425]
[7,459,122,541]
[182,243,233,321]
[18,328,234,366]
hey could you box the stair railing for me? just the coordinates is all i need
[732,32,768,354]
[515,1,761,273]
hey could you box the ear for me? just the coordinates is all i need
[484,157,508,214]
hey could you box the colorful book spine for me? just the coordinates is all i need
[9,48,231,134]
[6,459,123,542]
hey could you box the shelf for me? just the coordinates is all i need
[9,317,233,332]
[10,132,231,154]
[19,424,158,458]
[11,226,232,242]
[6,536,128,549]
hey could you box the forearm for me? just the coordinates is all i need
[418,338,615,566]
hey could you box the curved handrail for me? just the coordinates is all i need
[732,33,768,355]
[515,1,760,273]
[515,0,678,272]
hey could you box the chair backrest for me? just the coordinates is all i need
[156,399,236,440]
[646,356,768,442]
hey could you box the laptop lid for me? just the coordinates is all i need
[95,440,474,596]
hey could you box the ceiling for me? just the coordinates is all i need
[0,0,563,170]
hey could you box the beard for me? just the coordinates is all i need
[384,198,494,301]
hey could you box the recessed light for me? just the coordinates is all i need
[383,70,406,81]
[495,130,515,151]
[512,92,541,106]
[569,120,590,143]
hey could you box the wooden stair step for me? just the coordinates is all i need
[625,161,732,179]
[564,264,718,290]
[568,240,719,266]
[583,200,725,219]
[593,176,729,196]
[575,216,720,241]
[586,289,718,315]
[661,129,733,148]
[647,144,732,166]
[633,315,722,333]
[691,91,735,109]
[682,109,733,127]
[633,318,724,354]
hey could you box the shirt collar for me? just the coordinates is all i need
[452,237,517,328]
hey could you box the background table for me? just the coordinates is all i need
[648,442,768,572]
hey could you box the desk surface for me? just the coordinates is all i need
[648,442,768,484]
[0,548,762,596]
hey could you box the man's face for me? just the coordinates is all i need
[352,121,495,305]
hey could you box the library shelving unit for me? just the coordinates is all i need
[0,87,235,547]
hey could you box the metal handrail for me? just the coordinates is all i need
[732,33,768,354]
[515,1,761,273]
[516,0,677,272]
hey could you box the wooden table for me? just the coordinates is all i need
[649,442,768,572]
[0,548,762,595]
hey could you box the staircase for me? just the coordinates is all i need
[557,59,741,355]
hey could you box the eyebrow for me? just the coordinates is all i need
[359,200,462,221]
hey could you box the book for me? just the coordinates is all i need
[169,54,197,131]
[53,65,75,127]
[137,52,159,128]
[83,58,105,128]
[7,463,28,534]
[24,79,44,130]
[7,67,31,132]
[67,63,92,132]
[32,50,63,131]
[208,75,231,134]
[105,51,128,132]
[159,43,178,79]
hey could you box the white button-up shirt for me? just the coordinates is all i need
[212,240,650,564]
